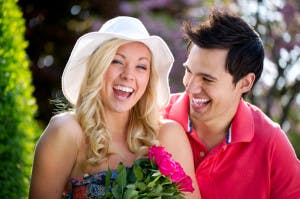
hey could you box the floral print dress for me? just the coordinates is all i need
[62,170,117,199]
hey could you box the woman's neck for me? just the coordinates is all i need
[105,110,130,136]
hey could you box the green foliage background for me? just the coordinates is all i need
[0,0,40,198]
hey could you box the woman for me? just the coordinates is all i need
[29,16,200,199]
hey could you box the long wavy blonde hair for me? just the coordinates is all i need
[75,39,160,165]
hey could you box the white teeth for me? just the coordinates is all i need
[113,85,134,93]
[192,98,209,104]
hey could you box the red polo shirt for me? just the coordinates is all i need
[163,92,300,199]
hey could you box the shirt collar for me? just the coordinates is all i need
[230,99,254,143]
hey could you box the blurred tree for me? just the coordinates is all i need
[236,0,300,157]
[0,0,40,198]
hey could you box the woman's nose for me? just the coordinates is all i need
[120,67,134,80]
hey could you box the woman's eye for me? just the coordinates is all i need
[137,65,147,70]
[111,59,123,65]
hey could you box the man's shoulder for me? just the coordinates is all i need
[245,101,281,130]
[241,101,284,143]
[162,92,189,129]
[163,92,186,116]
[169,92,184,103]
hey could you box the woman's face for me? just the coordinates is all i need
[101,41,151,114]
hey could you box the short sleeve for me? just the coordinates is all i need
[270,127,300,199]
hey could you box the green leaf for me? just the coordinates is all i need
[124,188,139,199]
[103,169,112,198]
[112,162,127,198]
[136,182,147,191]
[133,163,144,181]
[105,169,112,186]
[116,163,127,187]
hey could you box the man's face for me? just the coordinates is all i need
[183,45,244,125]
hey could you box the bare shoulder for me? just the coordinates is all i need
[160,119,184,130]
[158,119,189,147]
[30,112,83,199]
[48,112,81,132]
[37,112,83,153]
[34,112,83,175]
[159,119,185,137]
[46,112,82,139]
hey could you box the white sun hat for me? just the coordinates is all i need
[61,16,174,108]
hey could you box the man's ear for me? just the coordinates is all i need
[238,73,256,93]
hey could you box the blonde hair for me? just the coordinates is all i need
[75,39,160,165]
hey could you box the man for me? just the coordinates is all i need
[163,9,300,198]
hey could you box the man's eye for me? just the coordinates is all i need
[185,67,191,73]
[203,77,213,82]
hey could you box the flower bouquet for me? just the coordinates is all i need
[103,145,194,199]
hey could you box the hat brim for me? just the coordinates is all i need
[62,31,174,107]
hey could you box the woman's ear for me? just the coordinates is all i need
[239,73,256,93]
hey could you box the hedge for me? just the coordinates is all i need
[0,0,40,198]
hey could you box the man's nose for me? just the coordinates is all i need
[186,77,202,94]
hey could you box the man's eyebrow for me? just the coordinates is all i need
[201,73,218,81]
[183,63,218,81]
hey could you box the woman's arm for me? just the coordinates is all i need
[29,113,82,199]
[158,119,201,199]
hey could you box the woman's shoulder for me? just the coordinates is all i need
[159,119,185,133]
[49,111,78,127]
[42,112,83,146]
[30,112,84,199]
[49,112,81,132]
[158,119,188,145]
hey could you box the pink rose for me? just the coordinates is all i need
[148,146,171,163]
[148,145,194,193]
[157,157,178,176]
[169,162,186,182]
[178,176,194,192]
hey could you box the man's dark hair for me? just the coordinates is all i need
[183,9,264,97]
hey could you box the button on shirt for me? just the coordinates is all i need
[199,151,205,158]
[163,92,300,199]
